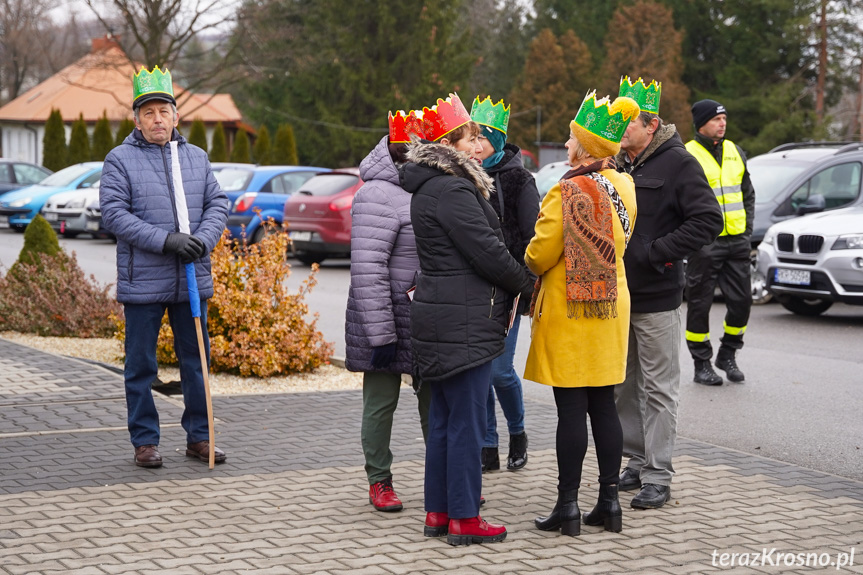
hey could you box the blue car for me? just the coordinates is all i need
[0,162,103,232]
[218,165,329,243]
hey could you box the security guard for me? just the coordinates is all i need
[684,100,755,385]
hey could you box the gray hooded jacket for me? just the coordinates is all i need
[344,136,419,374]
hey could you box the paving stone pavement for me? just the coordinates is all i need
[1,337,862,575]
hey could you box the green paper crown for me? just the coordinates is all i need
[470,96,511,134]
[618,76,661,115]
[133,66,175,106]
[573,91,640,145]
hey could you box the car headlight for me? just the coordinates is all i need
[762,227,777,246]
[9,197,32,208]
[831,234,863,250]
[67,198,87,209]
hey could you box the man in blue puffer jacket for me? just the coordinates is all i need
[100,66,229,468]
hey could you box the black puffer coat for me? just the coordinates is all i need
[400,142,534,383]
[485,144,540,314]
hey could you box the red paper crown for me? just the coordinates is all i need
[388,110,424,143]
[420,93,471,142]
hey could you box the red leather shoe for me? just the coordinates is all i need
[368,478,403,512]
[424,512,449,537]
[446,515,507,546]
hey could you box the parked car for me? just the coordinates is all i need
[82,196,113,240]
[41,186,101,238]
[533,160,570,200]
[757,205,863,316]
[0,162,102,232]
[0,159,52,197]
[220,165,329,243]
[283,169,363,265]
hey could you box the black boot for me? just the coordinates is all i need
[715,348,745,383]
[506,432,528,471]
[693,360,723,386]
[582,483,623,533]
[481,447,500,473]
[535,489,580,536]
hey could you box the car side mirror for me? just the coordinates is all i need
[797,194,825,215]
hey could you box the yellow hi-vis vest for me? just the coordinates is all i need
[685,139,747,236]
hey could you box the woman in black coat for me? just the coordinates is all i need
[400,94,534,546]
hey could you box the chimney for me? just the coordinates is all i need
[91,33,121,53]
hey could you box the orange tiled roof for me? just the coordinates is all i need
[0,44,243,125]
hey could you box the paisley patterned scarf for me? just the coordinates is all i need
[530,157,631,320]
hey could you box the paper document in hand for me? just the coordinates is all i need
[507,294,520,334]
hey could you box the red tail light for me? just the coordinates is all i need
[233,192,257,212]
[328,194,353,211]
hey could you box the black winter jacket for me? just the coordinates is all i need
[400,142,534,383]
[485,144,540,314]
[615,125,723,313]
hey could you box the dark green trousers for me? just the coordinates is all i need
[362,371,430,485]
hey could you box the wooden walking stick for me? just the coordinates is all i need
[186,263,215,469]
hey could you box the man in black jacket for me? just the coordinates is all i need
[613,79,723,510]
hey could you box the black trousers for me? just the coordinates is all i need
[552,385,622,491]
[685,236,752,361]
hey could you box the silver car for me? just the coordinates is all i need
[758,205,863,315]
[41,186,101,238]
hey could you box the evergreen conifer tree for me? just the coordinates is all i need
[210,122,228,162]
[67,114,91,165]
[91,111,114,161]
[11,214,61,277]
[230,129,251,163]
[273,124,299,165]
[187,118,208,153]
[253,125,271,165]
[42,109,68,171]
[115,118,135,147]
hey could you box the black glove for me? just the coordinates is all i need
[163,232,206,264]
[370,342,397,369]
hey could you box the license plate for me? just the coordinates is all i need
[775,268,811,286]
[0,216,7,228]
[86,221,99,231]
[290,231,311,242]
[44,212,58,221]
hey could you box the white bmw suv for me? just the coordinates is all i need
[757,205,863,315]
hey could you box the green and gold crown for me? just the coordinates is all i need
[618,76,661,115]
[470,96,511,134]
[571,91,640,158]
[132,66,176,109]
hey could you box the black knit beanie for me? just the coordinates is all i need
[691,99,727,131]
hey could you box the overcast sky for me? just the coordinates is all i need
[49,0,241,34]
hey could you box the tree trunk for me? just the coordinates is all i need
[816,0,827,125]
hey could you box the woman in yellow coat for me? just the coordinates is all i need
[527,92,639,537]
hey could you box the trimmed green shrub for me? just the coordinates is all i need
[253,125,271,165]
[68,113,91,165]
[42,109,68,171]
[115,118,135,147]
[230,129,251,163]
[91,110,114,161]
[187,117,208,153]
[210,122,227,162]
[273,124,298,165]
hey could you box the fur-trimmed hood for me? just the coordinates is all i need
[401,141,495,199]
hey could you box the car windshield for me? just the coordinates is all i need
[535,163,570,198]
[39,164,94,188]
[748,160,810,205]
[296,174,359,196]
[215,168,254,191]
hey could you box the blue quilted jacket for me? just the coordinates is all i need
[344,136,419,374]
[100,129,229,304]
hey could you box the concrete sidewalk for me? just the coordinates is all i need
[1,337,862,575]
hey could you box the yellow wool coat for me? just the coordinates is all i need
[524,168,637,388]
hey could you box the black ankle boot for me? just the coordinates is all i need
[506,431,528,471]
[715,348,745,382]
[694,360,723,386]
[481,447,500,473]
[582,483,622,533]
[535,489,580,536]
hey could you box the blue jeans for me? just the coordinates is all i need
[424,361,491,519]
[484,314,525,448]
[124,301,211,448]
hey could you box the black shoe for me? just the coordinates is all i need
[715,352,745,383]
[694,360,723,386]
[506,432,528,471]
[535,489,580,536]
[618,467,641,492]
[582,483,622,532]
[481,447,500,473]
[630,484,671,510]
